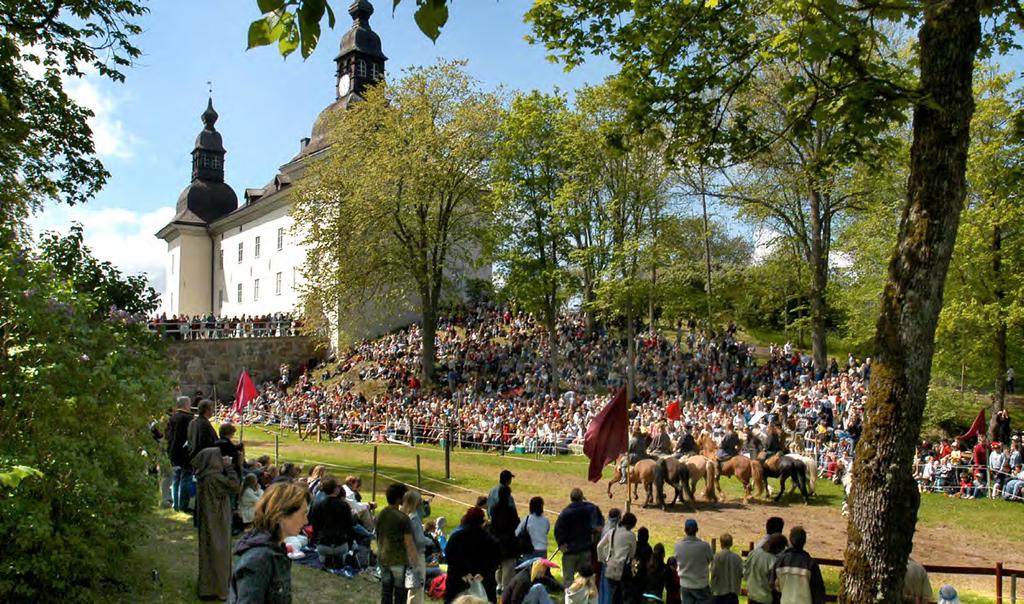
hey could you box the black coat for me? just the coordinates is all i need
[445,525,499,603]
[308,495,355,547]
[167,410,193,468]
[489,500,521,559]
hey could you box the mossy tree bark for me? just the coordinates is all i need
[840,1,981,602]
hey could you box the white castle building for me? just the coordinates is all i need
[156,0,485,336]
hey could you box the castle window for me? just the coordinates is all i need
[237,283,242,303]
[357,59,367,78]
[371,63,380,79]
[255,236,261,258]
[237,242,243,263]
[277,227,284,250]
[254,279,260,301]
[275,272,282,295]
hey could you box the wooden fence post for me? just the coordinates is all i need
[372,446,378,503]
[997,562,1004,604]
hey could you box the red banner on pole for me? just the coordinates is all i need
[583,387,629,482]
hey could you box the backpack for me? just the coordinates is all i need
[427,573,447,600]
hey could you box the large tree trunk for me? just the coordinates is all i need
[808,190,828,377]
[840,2,980,603]
[990,223,1006,440]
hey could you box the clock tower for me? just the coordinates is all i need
[335,0,387,100]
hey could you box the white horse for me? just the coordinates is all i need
[785,452,818,496]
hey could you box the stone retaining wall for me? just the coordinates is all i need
[164,337,319,400]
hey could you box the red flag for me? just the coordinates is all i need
[957,408,986,442]
[233,370,258,415]
[666,400,681,421]
[584,387,629,482]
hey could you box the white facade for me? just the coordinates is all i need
[212,196,306,318]
[162,225,214,316]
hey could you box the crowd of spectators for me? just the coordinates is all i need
[148,312,301,339]
[218,304,874,475]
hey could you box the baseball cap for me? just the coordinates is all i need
[500,469,515,482]
[684,518,698,533]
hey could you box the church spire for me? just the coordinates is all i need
[192,97,226,182]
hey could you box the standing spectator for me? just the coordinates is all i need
[1007,367,1015,394]
[995,409,1012,446]
[307,476,355,569]
[490,484,522,594]
[972,436,989,485]
[167,396,194,512]
[403,490,433,604]
[194,447,240,601]
[674,519,713,604]
[903,558,932,604]
[709,533,741,604]
[664,557,681,604]
[630,527,653,603]
[554,488,605,589]
[445,507,500,603]
[744,535,787,604]
[645,543,668,602]
[516,497,551,559]
[754,517,784,549]
[377,483,421,604]
[488,469,517,519]
[229,482,310,604]
[990,442,1008,497]
[770,527,825,604]
[188,400,218,463]
[596,512,637,604]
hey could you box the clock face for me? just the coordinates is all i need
[338,74,351,96]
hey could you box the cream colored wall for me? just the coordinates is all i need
[176,230,213,316]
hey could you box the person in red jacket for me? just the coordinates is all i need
[973,436,989,483]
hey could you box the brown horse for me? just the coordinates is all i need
[607,457,659,507]
[675,454,719,502]
[698,434,764,502]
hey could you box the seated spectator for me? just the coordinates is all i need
[238,474,262,529]
[307,476,355,569]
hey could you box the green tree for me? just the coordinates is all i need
[492,90,574,394]
[292,60,500,384]
[935,66,1024,430]
[524,1,1021,600]
[0,226,169,601]
[0,0,144,227]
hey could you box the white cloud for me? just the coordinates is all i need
[32,204,174,292]
[18,45,139,159]
[65,77,139,159]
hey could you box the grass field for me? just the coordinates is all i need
[130,430,1021,602]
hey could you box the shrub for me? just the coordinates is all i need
[0,228,170,602]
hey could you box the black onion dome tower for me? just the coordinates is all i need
[175,98,238,223]
[301,0,387,157]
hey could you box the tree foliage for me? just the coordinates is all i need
[0,226,169,601]
[248,0,451,57]
[293,60,500,383]
[0,0,145,226]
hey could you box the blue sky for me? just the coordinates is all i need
[34,0,616,290]
[33,1,1024,292]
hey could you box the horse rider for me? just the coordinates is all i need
[760,422,786,471]
[674,423,697,458]
[716,423,741,470]
[742,426,763,458]
[648,420,674,457]
[620,427,652,484]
